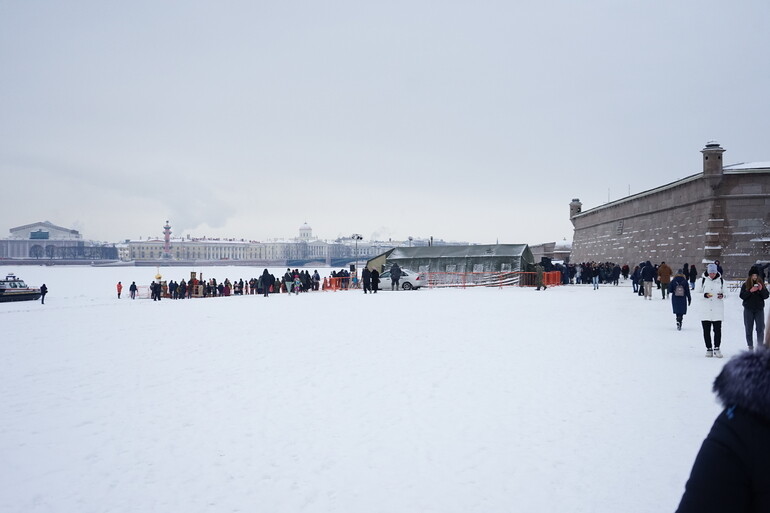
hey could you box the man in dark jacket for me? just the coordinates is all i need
[362,267,372,294]
[371,268,380,293]
[390,263,402,291]
[676,349,770,512]
[641,261,656,300]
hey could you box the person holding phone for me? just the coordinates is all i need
[700,263,726,358]
[740,266,769,350]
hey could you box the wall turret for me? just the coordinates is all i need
[701,141,725,190]
[569,198,582,225]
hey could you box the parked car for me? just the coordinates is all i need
[378,268,424,290]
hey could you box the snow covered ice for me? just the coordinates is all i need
[0,265,744,512]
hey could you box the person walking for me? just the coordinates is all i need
[739,266,769,350]
[362,267,371,294]
[631,265,641,293]
[700,263,726,358]
[689,264,698,290]
[371,268,380,293]
[40,283,47,304]
[675,349,770,512]
[116,281,123,299]
[641,261,656,300]
[535,263,546,291]
[129,281,137,299]
[591,264,600,290]
[657,261,673,299]
[669,270,692,330]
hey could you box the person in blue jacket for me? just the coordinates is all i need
[669,269,692,330]
[675,349,770,512]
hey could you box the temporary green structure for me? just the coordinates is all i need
[367,244,535,274]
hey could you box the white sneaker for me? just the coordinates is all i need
[706,349,714,357]
[714,349,723,358]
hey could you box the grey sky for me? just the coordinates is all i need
[2,1,769,244]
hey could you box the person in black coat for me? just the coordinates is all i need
[739,266,769,350]
[362,267,372,294]
[669,270,692,330]
[675,349,770,512]
[370,268,380,293]
[40,283,48,304]
[640,261,656,300]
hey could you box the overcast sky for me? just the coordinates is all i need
[2,1,769,244]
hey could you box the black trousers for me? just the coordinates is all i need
[701,320,722,349]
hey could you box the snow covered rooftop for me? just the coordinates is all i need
[723,161,770,171]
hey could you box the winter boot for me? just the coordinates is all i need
[714,348,723,358]
[677,321,682,331]
[706,348,714,358]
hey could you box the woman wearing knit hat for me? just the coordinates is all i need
[700,263,726,357]
[675,349,770,511]
[739,266,769,350]
[669,269,691,330]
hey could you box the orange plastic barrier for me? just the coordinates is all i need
[424,271,563,289]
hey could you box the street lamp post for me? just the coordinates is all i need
[352,234,363,276]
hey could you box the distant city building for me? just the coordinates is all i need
[1,221,117,261]
[530,239,572,263]
[570,142,770,278]
[124,222,394,265]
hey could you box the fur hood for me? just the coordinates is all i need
[713,350,770,420]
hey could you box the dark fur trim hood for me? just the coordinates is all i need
[713,350,770,420]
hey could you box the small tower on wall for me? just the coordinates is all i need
[701,142,725,264]
[163,220,172,259]
[701,140,725,190]
[569,199,582,226]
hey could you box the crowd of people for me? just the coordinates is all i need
[137,268,326,301]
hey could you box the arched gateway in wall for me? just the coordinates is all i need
[569,142,770,280]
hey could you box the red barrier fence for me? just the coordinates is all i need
[424,271,562,289]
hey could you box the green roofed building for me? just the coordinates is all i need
[366,244,535,275]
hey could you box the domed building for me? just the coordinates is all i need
[298,222,314,241]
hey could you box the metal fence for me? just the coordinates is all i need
[424,271,562,289]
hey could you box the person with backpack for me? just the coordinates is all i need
[669,269,692,331]
[700,263,726,358]
[739,266,769,350]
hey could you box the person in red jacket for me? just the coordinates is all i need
[116,281,123,299]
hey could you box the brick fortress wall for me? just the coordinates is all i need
[569,143,770,279]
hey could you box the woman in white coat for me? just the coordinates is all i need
[700,263,726,358]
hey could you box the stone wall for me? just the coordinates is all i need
[570,144,770,280]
